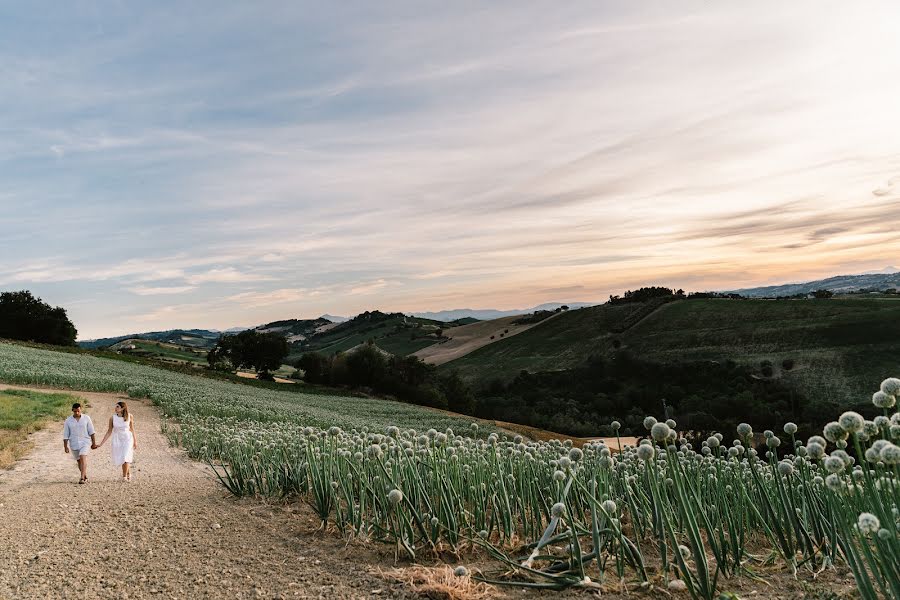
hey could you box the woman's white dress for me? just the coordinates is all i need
[111,414,134,466]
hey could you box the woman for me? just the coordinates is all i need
[97,401,138,481]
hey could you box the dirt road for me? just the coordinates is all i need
[0,385,416,600]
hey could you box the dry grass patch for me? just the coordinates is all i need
[382,565,496,600]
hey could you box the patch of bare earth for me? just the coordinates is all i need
[413,315,560,366]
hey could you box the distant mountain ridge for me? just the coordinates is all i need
[412,302,596,322]
[725,269,900,298]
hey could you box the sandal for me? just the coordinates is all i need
[79,478,85,485]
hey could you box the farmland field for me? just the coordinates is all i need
[0,342,487,434]
[1,340,897,597]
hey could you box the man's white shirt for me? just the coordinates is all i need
[63,415,95,450]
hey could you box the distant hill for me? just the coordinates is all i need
[78,329,221,350]
[725,269,900,297]
[254,317,335,343]
[287,310,449,359]
[438,296,900,417]
[412,302,595,322]
[320,314,349,323]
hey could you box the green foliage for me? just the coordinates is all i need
[471,353,803,438]
[0,290,77,346]
[608,286,684,305]
[208,330,289,378]
[0,389,78,430]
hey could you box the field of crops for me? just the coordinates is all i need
[0,343,486,433]
[1,341,898,598]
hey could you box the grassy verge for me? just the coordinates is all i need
[0,388,83,469]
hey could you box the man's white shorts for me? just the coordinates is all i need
[71,447,90,460]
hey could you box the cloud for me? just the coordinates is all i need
[185,267,274,284]
[349,279,389,295]
[4,3,900,340]
[227,288,307,307]
[130,285,196,296]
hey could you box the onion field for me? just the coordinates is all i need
[1,341,898,598]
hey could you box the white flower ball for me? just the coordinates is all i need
[880,443,900,465]
[857,512,880,536]
[823,422,846,442]
[643,416,657,431]
[387,489,404,505]
[636,444,655,461]
[824,456,845,474]
[839,412,865,433]
[651,422,671,442]
[880,377,900,397]
[873,391,896,409]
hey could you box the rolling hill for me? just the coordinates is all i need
[284,310,455,359]
[438,296,900,412]
[78,329,221,350]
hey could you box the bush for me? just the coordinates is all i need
[782,358,795,371]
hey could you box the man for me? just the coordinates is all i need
[63,403,97,484]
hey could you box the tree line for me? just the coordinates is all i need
[0,290,78,346]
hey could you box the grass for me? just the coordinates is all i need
[440,297,900,410]
[0,388,83,468]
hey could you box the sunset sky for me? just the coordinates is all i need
[2,2,899,340]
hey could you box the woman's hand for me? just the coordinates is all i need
[133,442,138,450]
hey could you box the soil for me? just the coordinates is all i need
[0,384,861,600]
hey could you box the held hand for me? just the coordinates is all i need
[91,444,98,450]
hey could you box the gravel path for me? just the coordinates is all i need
[0,385,416,600]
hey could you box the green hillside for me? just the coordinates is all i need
[289,310,449,359]
[439,302,646,380]
[441,297,900,411]
[112,339,208,365]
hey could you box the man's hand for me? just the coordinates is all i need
[91,444,98,450]
[64,447,70,454]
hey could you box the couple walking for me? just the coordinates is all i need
[62,401,137,484]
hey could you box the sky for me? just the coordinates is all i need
[1,2,900,340]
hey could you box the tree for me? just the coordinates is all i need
[345,343,387,387]
[812,289,834,299]
[440,370,475,414]
[0,290,77,346]
[208,330,288,379]
[298,352,330,384]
